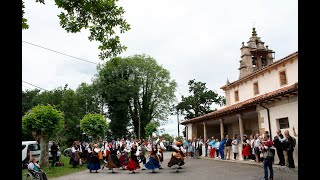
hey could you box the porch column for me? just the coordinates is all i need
[219,119,224,139]
[203,122,207,140]
[237,114,244,160]
[203,122,207,157]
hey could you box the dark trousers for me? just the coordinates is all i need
[287,149,295,168]
[51,152,57,167]
[215,148,219,157]
[205,146,208,157]
[199,148,202,156]
[263,159,273,179]
[140,155,146,164]
[233,153,238,160]
[219,148,224,159]
[276,148,285,165]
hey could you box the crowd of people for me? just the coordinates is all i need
[182,127,297,169]
[68,137,186,174]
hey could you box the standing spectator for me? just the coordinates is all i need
[231,136,239,160]
[242,135,251,160]
[50,142,59,167]
[261,134,275,180]
[188,139,193,158]
[283,130,296,168]
[215,138,220,158]
[225,135,232,160]
[254,134,261,163]
[192,138,200,159]
[205,138,209,157]
[219,136,226,160]
[184,139,189,157]
[249,134,256,161]
[273,129,285,166]
[198,138,203,157]
[210,137,216,158]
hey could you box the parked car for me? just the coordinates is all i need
[64,147,72,157]
[22,141,41,168]
[48,141,61,161]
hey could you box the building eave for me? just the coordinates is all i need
[181,82,298,125]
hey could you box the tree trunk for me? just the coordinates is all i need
[39,136,49,167]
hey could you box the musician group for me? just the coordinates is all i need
[72,137,187,174]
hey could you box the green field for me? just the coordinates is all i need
[22,155,87,179]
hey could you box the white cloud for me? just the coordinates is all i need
[22,0,298,136]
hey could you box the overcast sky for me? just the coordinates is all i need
[22,0,298,137]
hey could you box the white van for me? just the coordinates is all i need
[22,141,41,168]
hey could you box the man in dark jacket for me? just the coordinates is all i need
[283,130,296,168]
[225,135,232,160]
[51,142,59,167]
[273,129,285,166]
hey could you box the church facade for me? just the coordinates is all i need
[181,28,298,166]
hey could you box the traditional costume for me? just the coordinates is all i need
[69,143,80,168]
[145,144,161,173]
[242,136,251,159]
[158,138,166,169]
[119,145,129,169]
[88,146,101,173]
[126,144,140,173]
[105,145,120,173]
[168,141,186,172]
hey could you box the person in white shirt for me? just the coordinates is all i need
[158,137,167,168]
[215,139,220,158]
[254,134,262,162]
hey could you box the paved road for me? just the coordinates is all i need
[51,152,298,180]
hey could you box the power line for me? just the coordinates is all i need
[22,41,98,65]
[22,80,48,91]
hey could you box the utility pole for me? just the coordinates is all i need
[177,109,180,137]
[138,114,141,140]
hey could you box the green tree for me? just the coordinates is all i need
[76,82,103,117]
[161,133,174,142]
[176,79,225,119]
[145,121,159,137]
[22,0,130,60]
[22,105,64,167]
[22,89,42,116]
[95,55,177,138]
[80,114,108,142]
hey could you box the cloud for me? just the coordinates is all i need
[23,0,297,136]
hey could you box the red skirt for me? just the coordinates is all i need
[126,157,140,171]
[242,145,251,156]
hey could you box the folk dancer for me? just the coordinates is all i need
[126,144,140,173]
[88,144,101,173]
[168,140,186,172]
[118,143,129,169]
[105,143,120,173]
[145,143,161,173]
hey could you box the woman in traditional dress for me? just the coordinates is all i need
[119,143,129,169]
[167,140,186,172]
[242,135,251,160]
[145,143,161,173]
[88,144,101,173]
[105,143,120,173]
[70,141,80,168]
[126,144,140,173]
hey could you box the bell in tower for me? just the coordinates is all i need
[238,28,275,79]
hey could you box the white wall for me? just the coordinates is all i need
[257,96,298,167]
[227,56,298,105]
[187,124,193,140]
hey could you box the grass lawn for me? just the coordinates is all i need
[22,155,87,179]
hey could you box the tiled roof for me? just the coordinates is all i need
[181,83,298,125]
[221,51,298,90]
